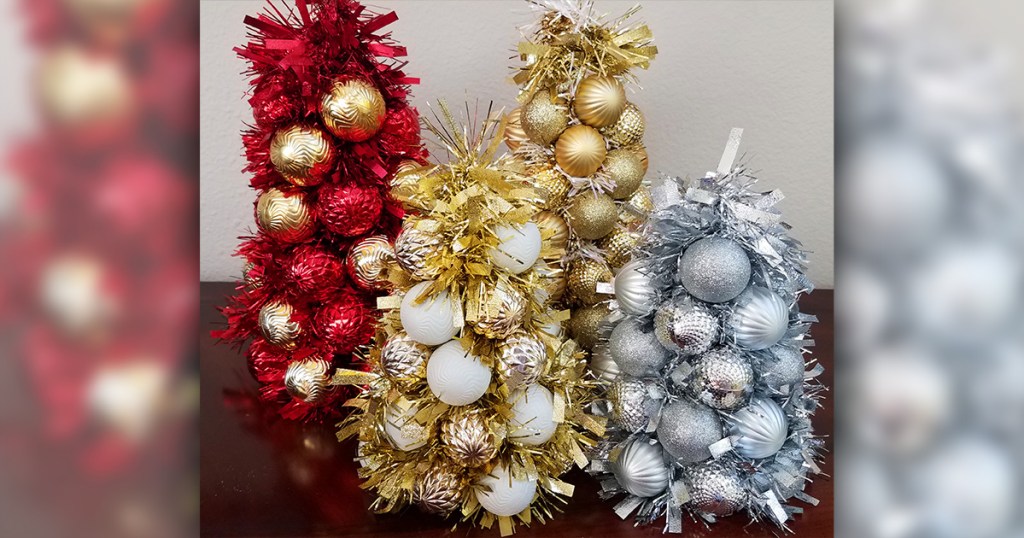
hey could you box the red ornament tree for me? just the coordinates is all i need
[215,0,425,422]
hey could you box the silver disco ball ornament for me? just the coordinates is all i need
[762,345,805,392]
[609,377,658,432]
[688,348,754,410]
[656,398,723,464]
[677,237,751,303]
[653,295,719,355]
[728,286,789,350]
[683,460,748,516]
[726,398,788,459]
[614,260,658,317]
[609,319,670,376]
[612,437,671,498]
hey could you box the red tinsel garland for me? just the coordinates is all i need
[214,0,425,422]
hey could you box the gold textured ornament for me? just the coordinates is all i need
[567,258,613,306]
[269,125,334,186]
[504,107,529,151]
[574,75,626,128]
[534,211,569,253]
[259,300,302,349]
[603,149,645,199]
[619,187,654,230]
[598,226,641,269]
[319,78,387,142]
[566,192,617,240]
[530,162,572,210]
[521,88,568,145]
[413,466,464,515]
[284,357,334,404]
[472,279,528,339]
[555,124,607,178]
[394,224,444,281]
[497,331,548,388]
[441,409,498,468]
[256,188,316,243]
[347,235,395,291]
[380,332,430,384]
[390,161,436,211]
[568,303,611,350]
[242,261,262,291]
[601,102,645,146]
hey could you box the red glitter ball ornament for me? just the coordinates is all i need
[286,244,345,295]
[314,293,375,354]
[315,183,383,237]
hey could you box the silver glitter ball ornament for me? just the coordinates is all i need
[496,331,547,388]
[609,319,670,376]
[612,437,671,498]
[727,398,788,459]
[762,345,805,392]
[728,287,789,350]
[380,332,430,383]
[653,295,719,355]
[589,344,621,382]
[609,377,657,432]
[614,260,658,317]
[395,225,443,281]
[683,460,748,516]
[688,348,754,410]
[656,398,723,464]
[677,237,751,303]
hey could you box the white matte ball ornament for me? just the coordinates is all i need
[729,286,789,350]
[612,438,670,498]
[727,398,788,459]
[476,463,538,517]
[400,281,461,346]
[426,340,490,406]
[508,384,557,446]
[614,260,658,316]
[488,223,542,274]
[678,237,751,303]
[384,401,429,451]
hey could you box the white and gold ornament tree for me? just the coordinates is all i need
[589,129,825,532]
[504,0,658,356]
[337,103,604,536]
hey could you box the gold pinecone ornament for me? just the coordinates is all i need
[413,466,465,515]
[441,409,499,468]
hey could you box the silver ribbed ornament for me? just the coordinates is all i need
[612,437,671,498]
[688,348,754,410]
[609,377,657,431]
[284,357,334,404]
[497,331,547,388]
[394,225,443,281]
[683,460,747,516]
[589,344,621,382]
[653,295,719,355]
[609,319,670,376]
[614,260,658,317]
[762,345,805,392]
[728,287,789,350]
[677,237,751,304]
[413,466,464,515]
[656,398,723,464]
[726,398,788,459]
[380,332,430,383]
[472,280,527,339]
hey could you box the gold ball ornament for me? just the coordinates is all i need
[380,332,430,384]
[441,409,499,468]
[413,466,464,515]
[598,226,642,269]
[390,161,436,211]
[269,125,334,186]
[256,188,316,243]
[38,46,131,127]
[629,145,650,175]
[532,258,567,304]
[319,78,386,142]
[284,357,334,404]
[347,235,395,291]
[242,261,262,291]
[568,303,611,350]
[472,279,528,339]
[567,258,613,306]
[504,107,529,151]
[603,149,645,199]
[530,163,572,210]
[534,211,569,254]
[521,88,568,145]
[619,187,654,231]
[258,300,302,349]
[602,102,646,147]
[566,192,618,240]
[574,75,626,128]
[394,224,444,281]
[555,125,607,178]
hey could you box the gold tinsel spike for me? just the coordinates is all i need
[336,422,362,441]
[552,392,566,423]
[342,398,368,410]
[465,262,492,276]
[505,207,536,224]
[571,440,589,469]
[520,507,532,525]
[377,295,402,310]
[331,368,378,386]
[509,188,538,200]
[491,196,515,215]
[612,26,653,47]
[480,512,494,529]
[543,477,575,497]
[499,516,514,537]
[464,495,480,517]
[553,309,571,322]
[577,413,607,436]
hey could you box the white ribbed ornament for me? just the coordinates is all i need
[488,223,542,275]
[383,401,428,451]
[400,281,461,346]
[426,339,490,406]
[614,260,657,316]
[476,464,537,517]
[727,397,789,459]
[508,384,557,446]
[729,287,789,350]
[612,438,670,498]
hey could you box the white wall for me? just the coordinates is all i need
[201,0,834,287]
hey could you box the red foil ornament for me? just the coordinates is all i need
[315,183,383,237]
[286,244,345,295]
[314,293,374,354]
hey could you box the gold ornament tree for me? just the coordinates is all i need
[337,102,604,535]
[503,0,658,359]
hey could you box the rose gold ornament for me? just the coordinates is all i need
[521,88,568,145]
[259,300,301,349]
[256,188,316,243]
[574,75,626,128]
[555,125,607,178]
[347,235,395,291]
[380,331,430,384]
[413,466,464,515]
[269,125,334,186]
[441,409,498,468]
[319,78,387,142]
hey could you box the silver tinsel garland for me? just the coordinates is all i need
[588,129,826,533]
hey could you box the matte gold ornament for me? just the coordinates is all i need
[504,107,529,151]
[413,466,464,515]
[534,211,569,253]
[603,149,645,199]
[259,300,301,349]
[390,161,436,211]
[269,125,334,186]
[394,225,444,281]
[472,280,528,339]
[597,226,641,269]
[380,332,430,384]
[567,303,610,350]
[441,409,498,468]
[319,78,386,142]
[347,235,395,291]
[530,162,572,210]
[574,75,626,128]
[567,192,617,240]
[497,331,548,388]
[567,258,613,306]
[284,357,334,404]
[521,88,568,145]
[256,188,316,243]
[629,145,649,174]
[555,124,607,177]
[602,102,645,146]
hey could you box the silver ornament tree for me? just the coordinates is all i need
[589,129,825,532]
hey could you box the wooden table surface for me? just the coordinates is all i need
[201,282,833,538]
